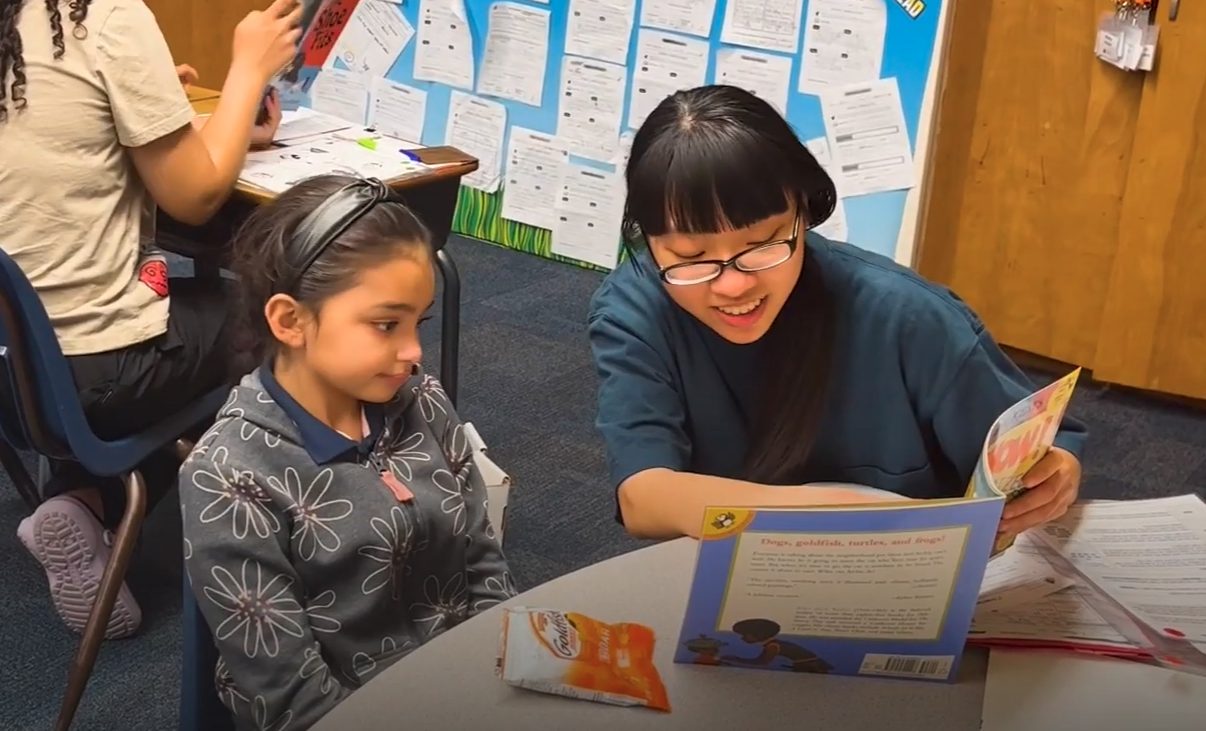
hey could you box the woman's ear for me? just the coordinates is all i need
[264,294,308,350]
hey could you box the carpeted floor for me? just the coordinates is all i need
[2,236,1204,730]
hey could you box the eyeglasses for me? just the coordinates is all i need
[657,216,801,286]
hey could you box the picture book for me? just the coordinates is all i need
[674,496,1005,682]
[273,0,362,111]
[965,368,1081,555]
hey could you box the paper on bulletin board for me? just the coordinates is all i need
[477,2,552,107]
[804,137,849,241]
[720,0,806,54]
[640,0,718,38]
[445,91,507,193]
[798,0,887,95]
[819,78,916,198]
[326,0,414,77]
[413,0,475,89]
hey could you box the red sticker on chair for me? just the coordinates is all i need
[138,261,169,298]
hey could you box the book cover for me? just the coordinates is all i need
[273,0,362,111]
[966,368,1081,555]
[674,497,1003,682]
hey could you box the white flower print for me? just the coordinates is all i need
[412,375,448,423]
[410,573,468,636]
[204,560,305,658]
[186,419,229,464]
[352,636,407,678]
[181,503,194,560]
[472,572,517,613]
[299,643,336,695]
[252,695,293,731]
[358,506,415,599]
[214,656,248,712]
[441,423,473,489]
[265,467,353,560]
[433,468,466,536]
[240,421,283,448]
[305,589,342,634]
[192,447,281,540]
[385,431,431,482]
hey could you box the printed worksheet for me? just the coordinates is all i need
[368,77,427,144]
[273,108,354,145]
[327,0,414,77]
[1037,495,1206,650]
[309,68,369,125]
[720,0,806,54]
[799,0,887,95]
[564,0,637,65]
[556,56,627,161]
[413,0,475,90]
[500,128,568,230]
[820,78,916,197]
[714,48,793,116]
[477,2,552,107]
[552,165,624,269]
[628,29,710,130]
[639,0,718,38]
[445,92,507,193]
[803,137,849,241]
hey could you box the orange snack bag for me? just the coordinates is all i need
[496,607,671,712]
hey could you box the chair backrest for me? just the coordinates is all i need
[181,576,234,731]
[0,248,92,460]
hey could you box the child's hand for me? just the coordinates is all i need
[233,0,305,85]
[176,64,198,90]
[250,88,282,150]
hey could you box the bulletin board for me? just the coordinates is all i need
[316,0,944,270]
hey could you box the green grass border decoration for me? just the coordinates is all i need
[450,185,628,271]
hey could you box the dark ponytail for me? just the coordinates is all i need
[0,0,91,122]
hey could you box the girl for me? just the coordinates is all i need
[180,174,515,731]
[589,85,1087,542]
[4,0,297,639]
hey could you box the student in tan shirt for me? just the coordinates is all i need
[0,0,301,640]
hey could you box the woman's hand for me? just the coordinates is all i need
[250,89,282,149]
[998,447,1081,538]
[232,0,305,85]
[176,64,198,90]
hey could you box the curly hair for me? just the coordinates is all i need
[0,0,91,123]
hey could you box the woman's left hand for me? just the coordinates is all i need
[997,447,1081,538]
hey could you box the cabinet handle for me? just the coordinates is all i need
[1170,0,1180,21]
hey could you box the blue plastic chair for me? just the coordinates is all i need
[181,578,233,731]
[0,248,226,731]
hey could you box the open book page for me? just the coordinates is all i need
[675,496,1003,682]
[1033,495,1206,670]
[981,649,1206,731]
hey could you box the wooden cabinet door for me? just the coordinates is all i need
[1092,2,1206,399]
[144,0,264,87]
[917,0,1146,368]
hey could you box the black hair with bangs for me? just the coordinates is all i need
[623,85,839,485]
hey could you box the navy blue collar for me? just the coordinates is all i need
[258,365,386,465]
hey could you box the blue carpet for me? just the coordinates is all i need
[1,236,1204,729]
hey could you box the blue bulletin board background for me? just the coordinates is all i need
[332,0,943,268]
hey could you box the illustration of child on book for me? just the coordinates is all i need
[721,619,833,674]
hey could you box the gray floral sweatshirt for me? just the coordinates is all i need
[180,368,516,731]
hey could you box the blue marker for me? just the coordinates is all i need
[399,149,421,162]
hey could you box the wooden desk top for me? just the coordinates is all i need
[187,88,479,206]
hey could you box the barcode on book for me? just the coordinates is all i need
[858,653,954,680]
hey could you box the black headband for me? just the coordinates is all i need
[275,177,404,295]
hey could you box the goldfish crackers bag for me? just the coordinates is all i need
[496,607,670,712]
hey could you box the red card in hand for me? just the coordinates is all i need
[380,471,414,502]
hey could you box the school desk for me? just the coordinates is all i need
[310,537,989,731]
[156,88,480,405]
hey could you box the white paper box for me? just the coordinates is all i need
[464,422,511,546]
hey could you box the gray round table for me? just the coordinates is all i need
[312,538,989,731]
